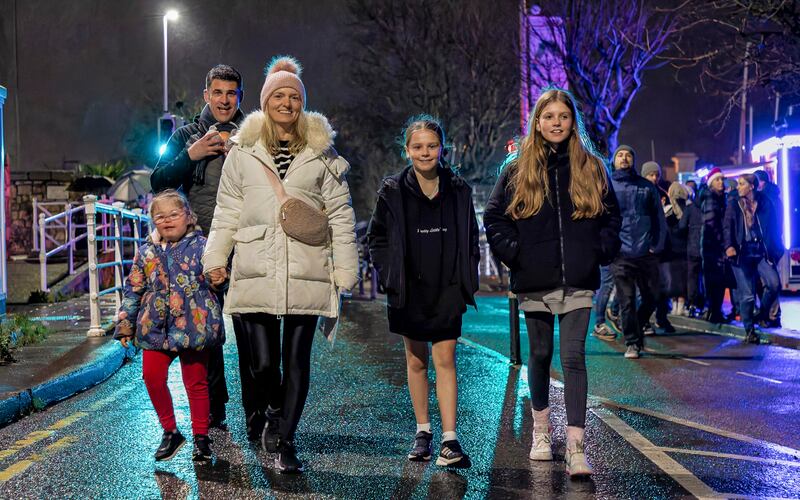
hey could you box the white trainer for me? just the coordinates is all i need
[565,440,592,477]
[529,425,553,460]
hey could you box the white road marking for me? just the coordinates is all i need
[724,495,800,500]
[593,407,719,500]
[594,398,800,458]
[680,357,711,366]
[736,371,783,384]
[459,337,800,458]
[652,446,800,467]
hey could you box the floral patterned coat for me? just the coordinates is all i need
[113,230,224,351]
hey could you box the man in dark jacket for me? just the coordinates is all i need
[150,65,267,438]
[610,155,667,359]
[700,167,731,323]
[592,145,635,341]
[680,186,704,316]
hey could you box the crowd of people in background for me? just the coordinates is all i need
[592,155,785,349]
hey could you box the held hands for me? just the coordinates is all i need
[207,267,228,287]
[187,130,226,161]
[725,247,737,258]
[118,336,133,348]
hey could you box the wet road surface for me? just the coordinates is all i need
[0,299,798,498]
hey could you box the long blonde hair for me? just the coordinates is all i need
[506,89,609,220]
[260,110,309,156]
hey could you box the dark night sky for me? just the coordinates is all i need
[0,0,768,175]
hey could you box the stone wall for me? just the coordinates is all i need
[8,171,74,256]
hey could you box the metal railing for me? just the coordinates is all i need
[34,197,115,253]
[38,204,87,291]
[84,195,150,336]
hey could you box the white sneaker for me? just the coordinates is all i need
[565,440,592,477]
[624,345,640,359]
[529,425,553,461]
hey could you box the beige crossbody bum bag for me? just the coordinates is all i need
[255,158,330,246]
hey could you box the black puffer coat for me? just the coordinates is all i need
[483,146,621,294]
[367,166,480,310]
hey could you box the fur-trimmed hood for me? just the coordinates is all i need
[233,110,337,154]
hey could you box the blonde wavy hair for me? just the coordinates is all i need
[260,110,309,156]
[506,89,609,220]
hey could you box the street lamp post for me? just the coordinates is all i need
[159,10,178,147]
[163,10,178,115]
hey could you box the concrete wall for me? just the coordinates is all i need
[8,171,72,254]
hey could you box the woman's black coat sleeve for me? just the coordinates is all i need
[483,168,520,268]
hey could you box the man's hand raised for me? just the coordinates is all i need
[187,130,226,161]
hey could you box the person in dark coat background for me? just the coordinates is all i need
[610,158,667,357]
[700,167,734,323]
[664,182,689,316]
[680,183,704,317]
[754,169,784,327]
[723,174,783,343]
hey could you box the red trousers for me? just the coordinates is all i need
[142,349,210,436]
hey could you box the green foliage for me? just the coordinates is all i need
[79,160,129,180]
[0,315,51,364]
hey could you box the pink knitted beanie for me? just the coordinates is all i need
[260,56,306,111]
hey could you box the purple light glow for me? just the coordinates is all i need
[751,135,795,251]
[781,146,791,250]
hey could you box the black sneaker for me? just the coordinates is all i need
[154,430,186,461]
[744,329,761,345]
[435,440,470,468]
[192,434,213,462]
[247,411,267,441]
[262,408,281,452]
[275,439,304,474]
[407,431,433,461]
[658,320,676,334]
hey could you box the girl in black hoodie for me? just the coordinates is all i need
[368,116,480,468]
[484,89,620,477]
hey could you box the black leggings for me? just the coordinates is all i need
[238,313,318,442]
[525,308,590,428]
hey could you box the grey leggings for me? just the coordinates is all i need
[525,308,591,428]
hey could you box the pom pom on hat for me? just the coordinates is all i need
[706,167,723,185]
[260,55,306,111]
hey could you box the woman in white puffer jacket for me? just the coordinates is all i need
[203,56,358,474]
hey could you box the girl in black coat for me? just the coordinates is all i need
[484,89,620,477]
[368,116,480,468]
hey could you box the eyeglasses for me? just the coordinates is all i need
[152,210,186,225]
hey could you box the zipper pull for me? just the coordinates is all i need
[282,208,287,221]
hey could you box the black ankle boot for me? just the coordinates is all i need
[247,411,266,441]
[275,439,304,473]
[744,328,760,345]
[192,434,213,462]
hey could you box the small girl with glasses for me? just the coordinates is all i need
[114,189,224,463]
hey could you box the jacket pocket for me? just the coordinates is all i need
[232,225,269,279]
[288,239,331,282]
